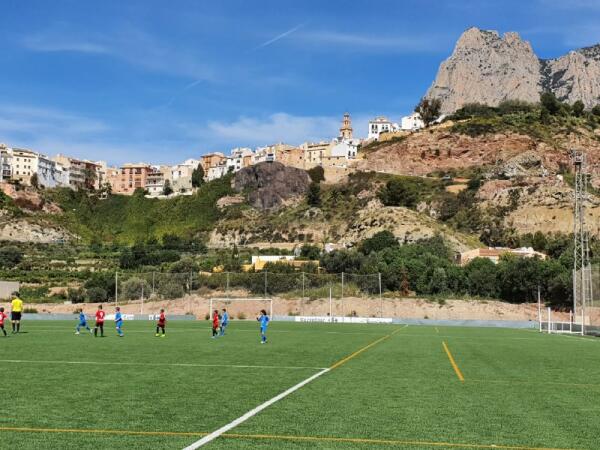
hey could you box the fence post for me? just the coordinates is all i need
[341,272,344,318]
[141,283,144,315]
[115,270,118,307]
[537,285,542,333]
[329,286,333,318]
[152,272,155,297]
[378,272,383,318]
[301,272,305,316]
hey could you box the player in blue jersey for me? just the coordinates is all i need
[257,309,269,344]
[115,307,124,337]
[219,308,229,336]
[75,308,92,335]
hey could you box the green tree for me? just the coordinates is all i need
[378,179,418,208]
[360,230,398,255]
[191,164,205,188]
[464,258,498,298]
[307,166,325,183]
[162,179,174,196]
[299,244,321,260]
[540,92,561,115]
[428,267,449,294]
[307,182,321,206]
[30,173,39,189]
[415,97,442,126]
[572,100,585,117]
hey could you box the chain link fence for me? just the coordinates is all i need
[114,271,385,317]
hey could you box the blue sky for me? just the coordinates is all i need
[1,0,599,165]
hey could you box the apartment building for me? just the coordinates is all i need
[145,167,166,197]
[109,163,153,195]
[0,144,12,181]
[54,154,105,190]
[200,153,226,176]
[300,141,332,168]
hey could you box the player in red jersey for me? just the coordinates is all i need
[155,309,166,337]
[211,309,220,339]
[94,304,106,337]
[0,307,8,337]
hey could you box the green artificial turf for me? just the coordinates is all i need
[0,321,599,449]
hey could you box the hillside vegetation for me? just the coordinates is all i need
[42,175,233,244]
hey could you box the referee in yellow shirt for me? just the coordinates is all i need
[11,292,23,334]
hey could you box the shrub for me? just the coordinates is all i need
[67,287,87,304]
[23,307,38,313]
[157,280,185,299]
[237,312,247,320]
[378,178,419,208]
[0,246,23,268]
[121,277,150,300]
[86,287,108,302]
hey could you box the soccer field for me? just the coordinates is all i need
[0,320,599,449]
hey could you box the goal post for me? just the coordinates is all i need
[208,297,274,320]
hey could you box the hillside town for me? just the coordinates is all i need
[0,112,423,198]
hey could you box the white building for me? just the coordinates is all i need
[401,112,425,131]
[206,162,228,181]
[367,116,399,140]
[0,144,12,181]
[330,141,358,160]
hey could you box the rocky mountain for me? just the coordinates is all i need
[427,27,600,113]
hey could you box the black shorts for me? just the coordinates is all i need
[11,312,21,321]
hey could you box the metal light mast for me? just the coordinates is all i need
[572,150,592,335]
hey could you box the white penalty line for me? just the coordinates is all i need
[182,367,330,449]
[0,360,326,371]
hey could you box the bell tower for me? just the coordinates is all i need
[339,112,353,140]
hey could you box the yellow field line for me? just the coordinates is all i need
[0,426,206,437]
[442,341,465,382]
[0,426,575,450]
[329,326,405,370]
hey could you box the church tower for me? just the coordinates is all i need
[339,112,353,140]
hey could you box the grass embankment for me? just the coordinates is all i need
[43,175,233,244]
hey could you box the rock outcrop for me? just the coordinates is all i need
[233,162,310,210]
[427,27,600,113]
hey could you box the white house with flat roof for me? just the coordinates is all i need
[367,116,399,140]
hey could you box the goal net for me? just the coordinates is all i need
[208,297,273,321]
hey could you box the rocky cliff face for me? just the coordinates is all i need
[427,27,600,113]
[233,162,310,210]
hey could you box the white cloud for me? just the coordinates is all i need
[21,36,108,54]
[252,23,306,51]
[203,113,340,147]
[0,105,108,136]
[293,30,443,53]
[20,26,215,81]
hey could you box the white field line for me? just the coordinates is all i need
[182,368,330,449]
[0,360,326,370]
